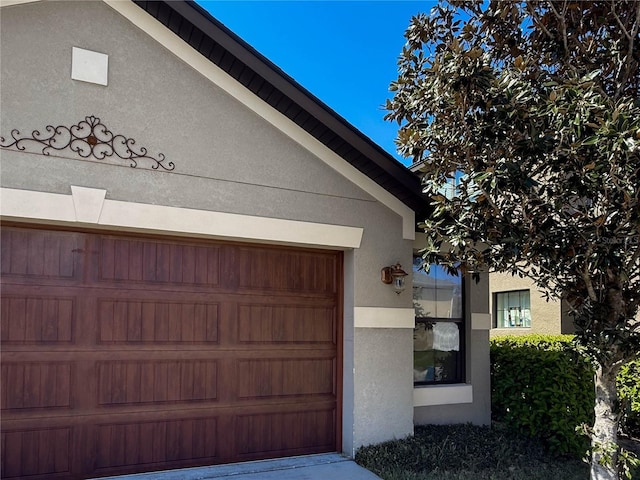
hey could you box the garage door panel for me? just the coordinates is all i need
[1,229,82,282]
[1,294,76,345]
[237,304,335,344]
[238,248,337,294]
[236,408,335,458]
[1,361,73,411]
[97,359,218,406]
[93,416,219,471]
[96,299,219,344]
[96,237,221,287]
[1,426,72,479]
[237,358,334,399]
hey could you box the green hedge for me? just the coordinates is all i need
[619,359,640,438]
[491,335,640,458]
[491,335,594,457]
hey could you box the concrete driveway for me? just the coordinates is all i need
[96,454,381,480]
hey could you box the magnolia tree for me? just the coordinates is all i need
[386,1,640,479]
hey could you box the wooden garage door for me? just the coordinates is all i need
[1,226,342,479]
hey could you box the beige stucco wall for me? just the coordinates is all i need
[0,0,490,456]
[489,272,566,337]
[0,0,417,456]
[0,0,416,313]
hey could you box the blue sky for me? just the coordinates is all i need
[196,1,431,166]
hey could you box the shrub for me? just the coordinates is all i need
[492,335,640,459]
[490,334,595,457]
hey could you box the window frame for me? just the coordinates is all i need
[412,256,466,386]
[493,289,532,328]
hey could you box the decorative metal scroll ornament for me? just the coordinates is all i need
[0,116,175,171]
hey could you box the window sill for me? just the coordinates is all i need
[492,327,532,331]
[413,384,473,407]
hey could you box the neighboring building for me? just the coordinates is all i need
[0,1,490,478]
[489,272,574,337]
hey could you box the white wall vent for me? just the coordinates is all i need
[71,47,108,86]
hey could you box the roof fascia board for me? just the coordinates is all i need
[104,0,415,240]
[172,1,420,191]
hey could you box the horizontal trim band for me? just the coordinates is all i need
[471,313,491,330]
[354,307,415,329]
[0,187,363,249]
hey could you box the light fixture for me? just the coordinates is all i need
[381,263,409,294]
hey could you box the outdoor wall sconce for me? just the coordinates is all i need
[381,263,409,294]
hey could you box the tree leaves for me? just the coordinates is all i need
[390,8,640,473]
[387,1,640,366]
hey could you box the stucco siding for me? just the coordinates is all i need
[354,328,414,448]
[0,0,414,306]
[0,1,369,202]
[1,0,417,456]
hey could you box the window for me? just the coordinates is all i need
[413,256,464,385]
[494,290,531,328]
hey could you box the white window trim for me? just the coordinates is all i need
[413,384,473,407]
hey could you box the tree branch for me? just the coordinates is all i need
[548,0,569,58]
[613,1,640,98]
[629,244,640,277]
[527,4,555,42]
[611,1,632,43]
[582,244,599,302]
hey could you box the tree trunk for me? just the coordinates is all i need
[590,363,620,480]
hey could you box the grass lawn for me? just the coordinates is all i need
[355,424,591,480]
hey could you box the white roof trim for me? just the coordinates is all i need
[102,0,415,240]
[0,0,41,7]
